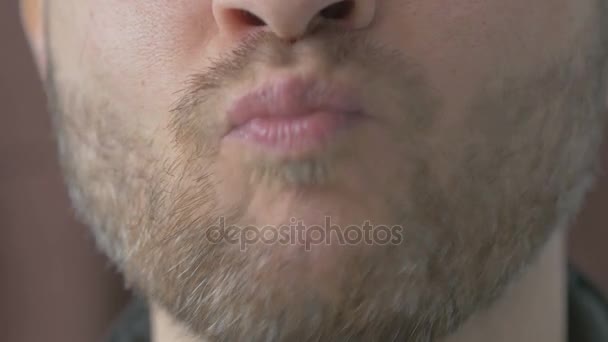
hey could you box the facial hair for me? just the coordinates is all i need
[46,23,607,342]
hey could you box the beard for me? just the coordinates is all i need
[46,25,607,341]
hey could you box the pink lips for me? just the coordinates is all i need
[224,78,363,155]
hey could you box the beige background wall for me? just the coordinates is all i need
[1,1,605,341]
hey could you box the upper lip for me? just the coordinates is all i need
[225,77,363,135]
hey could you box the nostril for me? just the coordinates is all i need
[320,0,355,20]
[234,9,266,26]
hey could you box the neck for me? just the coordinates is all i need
[150,232,567,342]
[444,230,567,342]
[151,304,201,342]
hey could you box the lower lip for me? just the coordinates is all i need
[225,111,356,154]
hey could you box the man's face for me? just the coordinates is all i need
[43,0,606,341]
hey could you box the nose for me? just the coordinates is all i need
[213,0,376,41]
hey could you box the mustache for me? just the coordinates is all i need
[172,30,384,113]
[171,29,406,118]
[169,29,436,150]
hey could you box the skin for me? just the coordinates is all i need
[21,0,608,341]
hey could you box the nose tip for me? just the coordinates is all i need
[213,0,376,41]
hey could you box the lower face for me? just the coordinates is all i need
[47,1,606,341]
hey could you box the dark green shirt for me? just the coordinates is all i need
[107,270,608,342]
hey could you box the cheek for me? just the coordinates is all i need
[53,0,222,148]
[374,0,595,123]
[75,1,218,116]
[89,0,216,70]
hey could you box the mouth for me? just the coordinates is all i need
[223,77,366,156]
